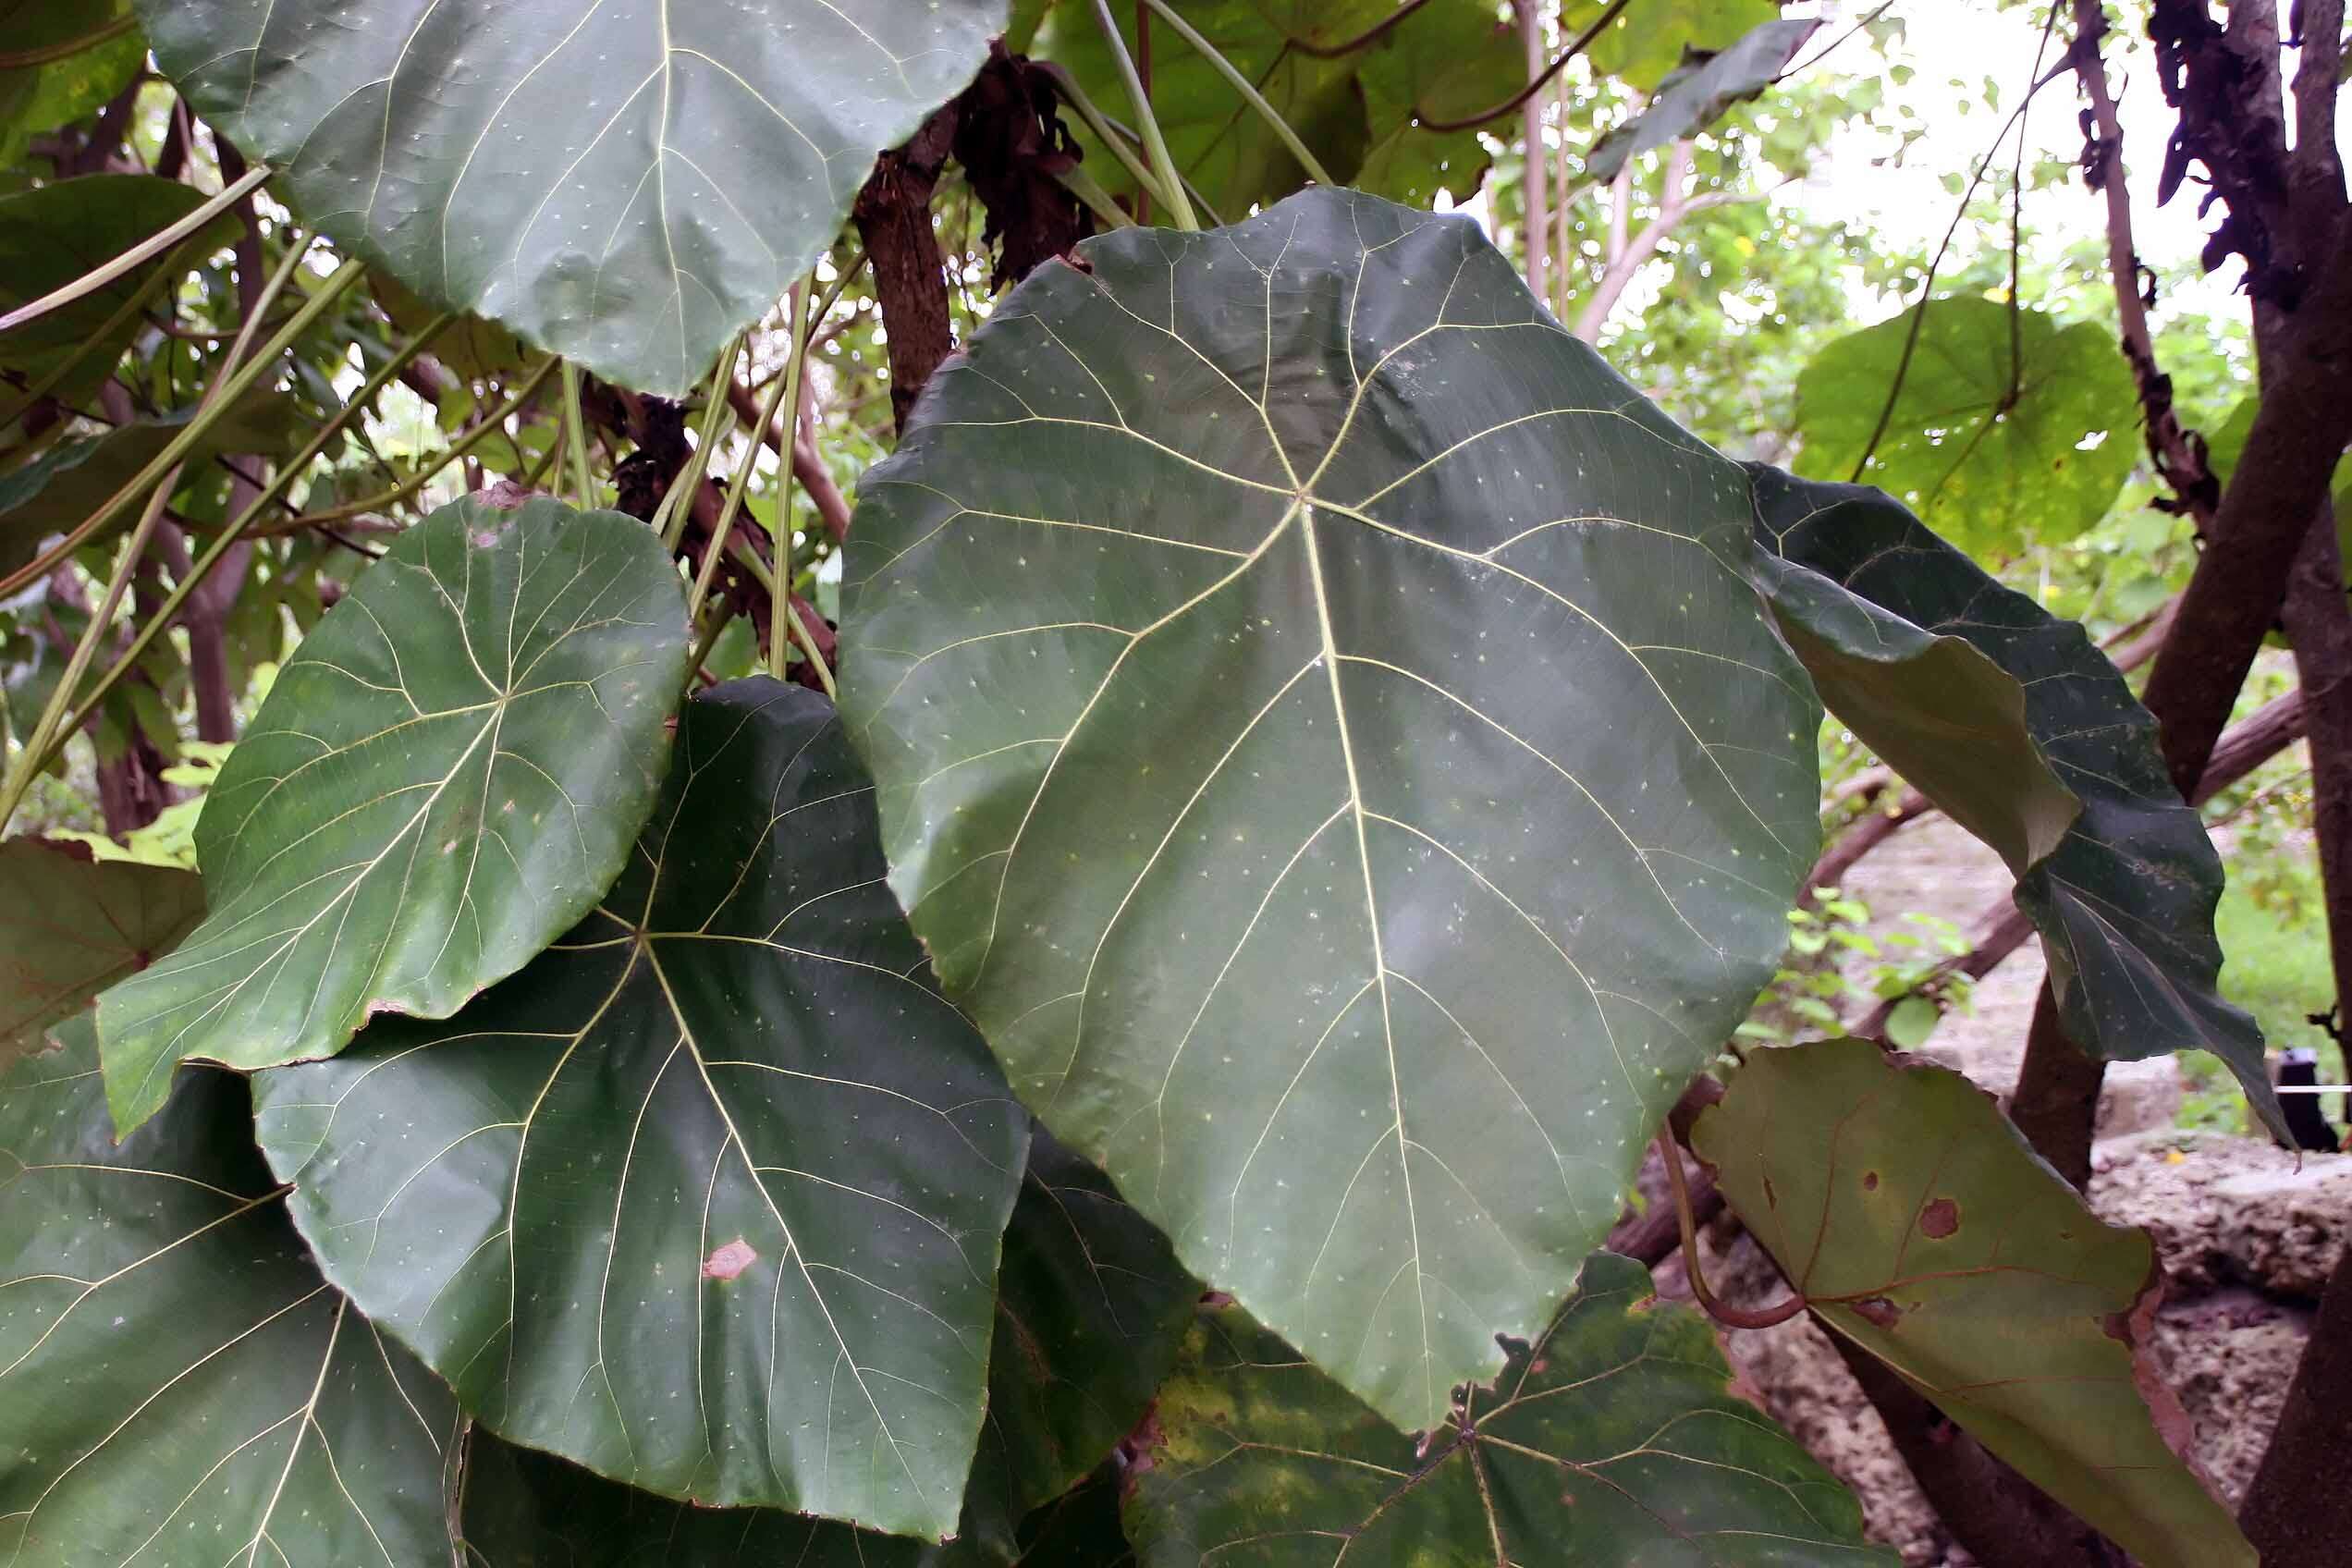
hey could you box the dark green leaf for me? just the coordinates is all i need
[1126,1251,1892,1565]
[0,174,236,408]
[138,0,1004,396]
[1692,1038,2255,1568]
[0,837,202,1065]
[251,680,1028,1535]
[1746,465,2286,1139]
[841,188,1821,1432]
[1586,19,1823,182]
[96,493,692,1134]
[0,1016,464,1568]
[0,3,145,170]
[1793,298,2139,557]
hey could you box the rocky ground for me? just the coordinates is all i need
[1666,815,2348,1565]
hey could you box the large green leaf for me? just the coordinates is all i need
[1586,18,1823,182]
[138,0,1003,396]
[1691,1038,2255,1568]
[1125,1250,1892,1565]
[1746,466,2287,1139]
[0,837,201,1065]
[0,1016,464,1567]
[1566,0,1785,91]
[0,175,237,408]
[840,188,1821,1433]
[1793,298,2140,557]
[95,493,691,1134]
[251,680,1030,1536]
[0,2,146,170]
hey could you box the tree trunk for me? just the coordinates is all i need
[855,108,960,435]
[2238,1242,2352,1565]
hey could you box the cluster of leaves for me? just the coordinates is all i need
[1742,889,1973,1050]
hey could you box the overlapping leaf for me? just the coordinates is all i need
[96,492,690,1133]
[1566,0,1785,90]
[1126,1250,1892,1565]
[1691,1038,2255,1568]
[1586,19,1824,182]
[0,837,201,1064]
[0,4,147,171]
[251,680,1030,1537]
[841,188,1821,1432]
[1793,298,2139,557]
[0,1016,463,1568]
[0,175,237,409]
[137,0,1003,395]
[1746,465,2286,1138]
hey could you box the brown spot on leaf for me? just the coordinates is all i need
[701,1239,758,1280]
[1919,1197,1961,1239]
[1863,1170,1879,1191]
[1850,1296,1905,1329]
[478,478,535,511]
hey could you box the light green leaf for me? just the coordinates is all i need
[841,188,1821,1433]
[0,1016,464,1568]
[1793,298,2140,557]
[0,174,237,408]
[251,680,1029,1536]
[0,2,146,169]
[137,0,1005,396]
[1747,466,2286,1141]
[95,493,691,1134]
[0,837,202,1066]
[1882,993,1941,1049]
[1586,19,1823,182]
[1565,0,1784,91]
[1692,1038,2256,1568]
[1126,1251,1892,1565]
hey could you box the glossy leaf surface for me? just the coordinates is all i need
[0,837,201,1064]
[138,0,1003,395]
[0,1016,462,1567]
[253,680,1029,1537]
[1793,298,2138,557]
[97,492,690,1133]
[842,189,1821,1432]
[1126,1251,1891,1565]
[1692,1038,2255,1568]
[1747,466,2285,1138]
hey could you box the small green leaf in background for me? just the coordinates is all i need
[843,187,1822,1435]
[0,1,146,170]
[1793,297,2140,558]
[1883,993,1942,1049]
[0,1017,464,1568]
[0,837,201,1065]
[138,0,1005,395]
[1125,1250,1893,1565]
[96,492,692,1133]
[1565,0,1784,91]
[0,174,237,408]
[253,680,1030,1537]
[1691,1038,2255,1568]
[1586,19,1824,183]
[1747,466,2287,1140]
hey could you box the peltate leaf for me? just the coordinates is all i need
[1586,19,1823,183]
[0,1016,464,1567]
[95,492,691,1134]
[1746,465,2286,1140]
[1793,298,2139,557]
[1125,1250,1892,1565]
[137,0,1004,396]
[841,188,1822,1432]
[1565,0,1784,91]
[0,3,146,170]
[1691,1038,2256,1568]
[0,174,237,408]
[0,837,202,1065]
[251,680,1029,1536]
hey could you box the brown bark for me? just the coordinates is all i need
[2239,1242,2352,1565]
[2280,504,2352,1036]
[854,107,960,435]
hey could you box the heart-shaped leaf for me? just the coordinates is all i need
[1125,1250,1893,1565]
[1746,466,2286,1139]
[96,492,691,1134]
[0,1016,463,1568]
[0,837,201,1065]
[1792,298,2139,557]
[251,680,1029,1537]
[841,188,1821,1432]
[137,0,1005,395]
[1691,1038,2256,1568]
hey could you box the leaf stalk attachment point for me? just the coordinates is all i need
[1656,1127,1807,1330]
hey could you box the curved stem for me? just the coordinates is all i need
[0,13,136,67]
[0,231,209,432]
[1293,0,1439,58]
[1141,0,1335,187]
[1089,0,1197,228]
[1419,0,1635,133]
[1656,1129,1807,1330]
[0,164,270,336]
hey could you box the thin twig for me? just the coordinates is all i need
[1656,1129,1807,1329]
[1419,0,1636,132]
